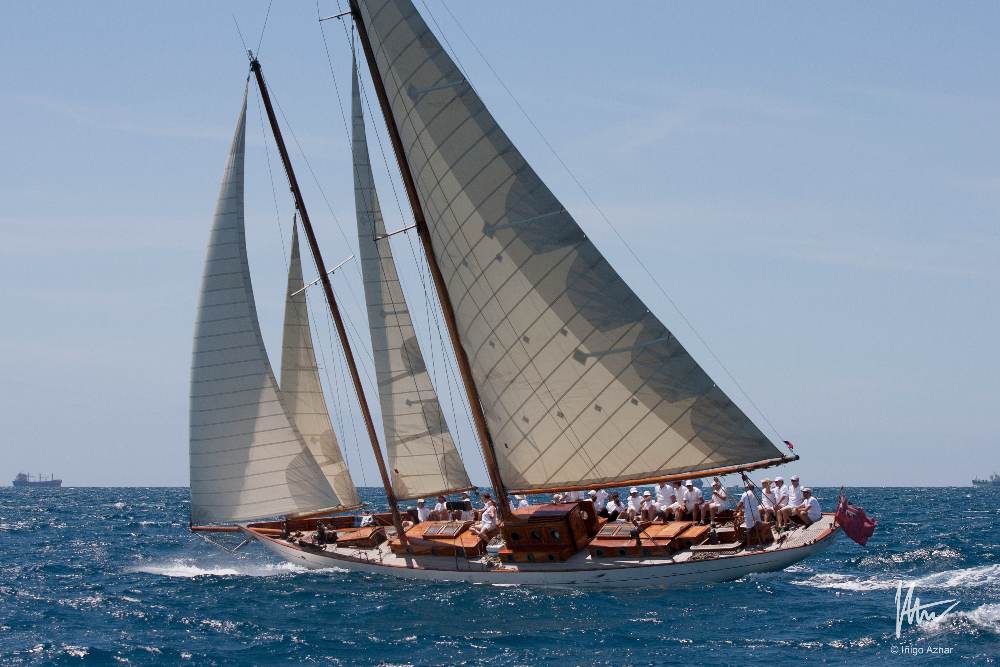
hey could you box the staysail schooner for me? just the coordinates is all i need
[189,0,840,587]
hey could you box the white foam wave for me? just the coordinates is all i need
[129,559,307,578]
[921,604,1000,636]
[858,546,961,567]
[794,564,1000,592]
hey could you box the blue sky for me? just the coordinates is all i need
[2,1,997,487]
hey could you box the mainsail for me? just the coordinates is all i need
[189,95,341,523]
[353,0,788,493]
[279,225,361,509]
[352,58,472,500]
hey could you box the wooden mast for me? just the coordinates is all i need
[348,0,512,520]
[250,56,407,544]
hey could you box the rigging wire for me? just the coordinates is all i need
[431,0,788,447]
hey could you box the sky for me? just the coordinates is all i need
[2,1,998,488]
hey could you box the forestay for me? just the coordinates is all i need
[352,58,472,500]
[279,226,361,509]
[189,95,341,523]
[354,0,785,492]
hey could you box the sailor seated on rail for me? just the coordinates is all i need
[771,476,789,529]
[777,475,804,530]
[470,499,499,538]
[458,492,476,521]
[431,494,449,521]
[706,478,728,524]
[793,488,822,526]
[415,498,432,524]
[625,487,643,521]
[665,481,686,521]
[758,478,779,524]
[680,480,705,522]
[640,490,658,522]
[589,489,608,517]
[604,492,624,522]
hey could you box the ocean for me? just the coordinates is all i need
[1,486,997,665]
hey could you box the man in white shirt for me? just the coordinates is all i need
[654,481,670,507]
[432,494,449,521]
[459,492,476,521]
[416,498,432,523]
[626,487,643,521]
[779,475,804,527]
[794,488,822,526]
[470,499,498,537]
[682,480,704,522]
[666,481,686,521]
[772,476,789,529]
[759,479,778,524]
[707,478,728,524]
[737,487,763,548]
[513,494,529,510]
[590,489,609,517]
[640,490,657,522]
[605,492,624,522]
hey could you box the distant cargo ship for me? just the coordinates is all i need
[12,473,62,488]
[972,473,1000,487]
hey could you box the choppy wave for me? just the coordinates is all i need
[858,546,961,567]
[129,559,307,578]
[922,604,1000,637]
[793,564,1000,592]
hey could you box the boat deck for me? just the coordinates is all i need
[271,514,836,574]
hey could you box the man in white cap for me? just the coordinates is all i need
[706,478,728,524]
[779,475,804,527]
[590,488,609,517]
[682,480,704,522]
[772,476,789,529]
[432,494,449,521]
[665,481,686,521]
[759,478,778,524]
[626,487,643,521]
[794,488,822,525]
[415,498,432,523]
[459,492,476,521]
[640,489,658,522]
[513,494,529,510]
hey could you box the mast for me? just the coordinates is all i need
[250,56,407,544]
[348,0,512,520]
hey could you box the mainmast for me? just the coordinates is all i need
[250,56,407,544]
[348,0,512,520]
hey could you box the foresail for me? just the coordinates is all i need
[189,94,341,523]
[352,57,472,500]
[354,0,786,492]
[280,226,361,509]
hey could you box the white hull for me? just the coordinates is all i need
[245,515,838,589]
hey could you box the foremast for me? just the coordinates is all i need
[250,56,408,544]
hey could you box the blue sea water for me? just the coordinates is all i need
[1,486,997,665]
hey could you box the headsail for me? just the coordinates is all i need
[189,94,341,523]
[279,225,361,509]
[352,57,473,500]
[353,0,787,493]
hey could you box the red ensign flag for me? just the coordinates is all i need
[835,493,877,546]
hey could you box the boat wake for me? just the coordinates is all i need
[793,564,1000,592]
[129,559,308,579]
[920,604,1000,637]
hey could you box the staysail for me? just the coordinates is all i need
[353,0,788,493]
[352,57,473,500]
[279,225,361,509]
[189,94,341,523]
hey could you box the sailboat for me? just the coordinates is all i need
[188,0,838,588]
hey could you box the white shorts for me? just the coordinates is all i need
[708,502,724,511]
[666,502,684,513]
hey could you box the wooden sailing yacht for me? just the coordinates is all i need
[189,0,838,588]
